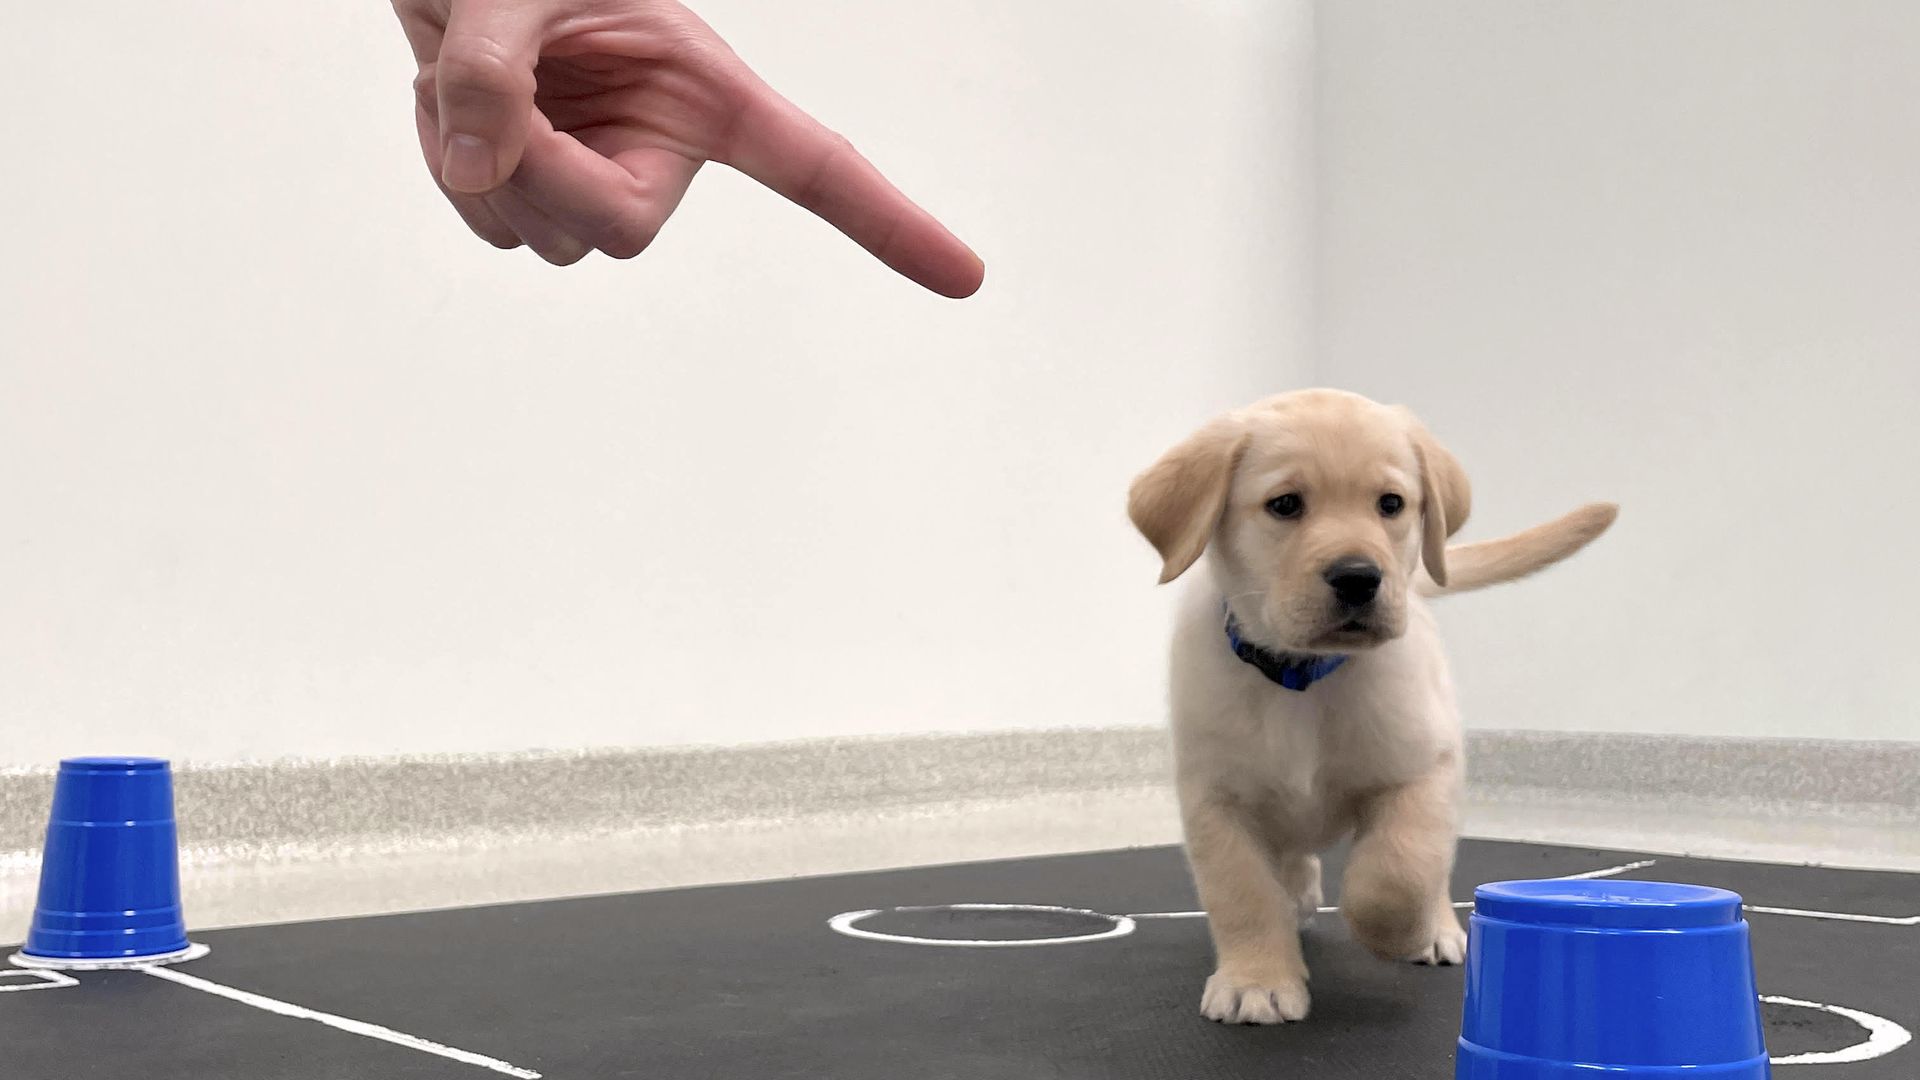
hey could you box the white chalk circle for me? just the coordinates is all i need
[1763,995,1913,1066]
[828,904,1137,948]
[9,942,209,971]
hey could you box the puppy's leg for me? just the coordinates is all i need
[1276,852,1323,927]
[1185,799,1311,1023]
[1340,772,1467,965]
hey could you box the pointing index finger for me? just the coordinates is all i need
[723,84,984,299]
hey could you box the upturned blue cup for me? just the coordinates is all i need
[20,757,194,963]
[1457,879,1770,1079]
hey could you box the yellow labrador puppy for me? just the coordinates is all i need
[1128,389,1615,1024]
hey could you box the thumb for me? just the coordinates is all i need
[433,0,543,194]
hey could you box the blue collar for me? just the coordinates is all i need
[1223,604,1348,691]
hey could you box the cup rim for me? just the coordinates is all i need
[58,757,170,773]
[1474,879,1744,929]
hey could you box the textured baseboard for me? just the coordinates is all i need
[1467,730,1919,823]
[0,729,1174,863]
[3,729,1914,865]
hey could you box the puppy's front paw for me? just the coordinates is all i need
[1201,970,1311,1024]
[1406,914,1468,966]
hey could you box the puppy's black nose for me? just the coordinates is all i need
[1323,559,1383,607]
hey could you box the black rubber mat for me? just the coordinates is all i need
[3,839,1914,1079]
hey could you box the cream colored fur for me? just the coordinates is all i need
[1128,389,1616,1024]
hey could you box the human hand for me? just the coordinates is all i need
[393,0,984,297]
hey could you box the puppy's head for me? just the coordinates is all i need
[1127,390,1469,652]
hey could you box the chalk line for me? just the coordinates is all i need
[1744,905,1920,926]
[138,965,541,1079]
[1556,859,1659,880]
[1130,858,1657,921]
[828,904,1137,947]
[1528,858,1920,927]
[1764,995,1913,1065]
[849,858,1914,934]
[0,969,77,992]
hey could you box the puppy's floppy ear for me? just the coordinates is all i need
[1398,409,1471,587]
[1128,416,1250,584]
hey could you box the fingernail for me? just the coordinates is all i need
[442,134,497,193]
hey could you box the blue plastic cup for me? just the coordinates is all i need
[17,757,196,965]
[1457,879,1769,1079]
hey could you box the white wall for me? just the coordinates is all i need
[1317,2,1920,740]
[0,1,1314,764]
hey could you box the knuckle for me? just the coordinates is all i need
[436,37,533,102]
[411,65,438,108]
[793,132,857,210]
[817,131,857,171]
[537,241,589,267]
[452,205,521,250]
[598,218,659,261]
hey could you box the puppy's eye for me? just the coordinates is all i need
[1267,493,1304,519]
[1378,493,1405,517]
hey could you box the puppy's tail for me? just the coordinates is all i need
[1417,502,1618,598]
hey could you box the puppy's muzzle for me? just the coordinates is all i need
[1323,559,1383,610]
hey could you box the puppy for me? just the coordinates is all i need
[1127,389,1615,1024]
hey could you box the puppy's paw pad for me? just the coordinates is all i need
[1201,972,1311,1024]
